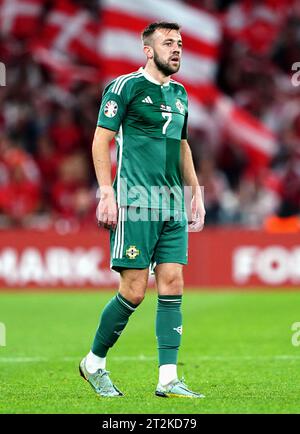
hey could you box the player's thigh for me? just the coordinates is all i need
[152,210,188,270]
[155,263,184,296]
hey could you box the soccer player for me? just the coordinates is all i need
[79,22,205,398]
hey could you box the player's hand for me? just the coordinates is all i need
[96,186,118,230]
[188,188,205,232]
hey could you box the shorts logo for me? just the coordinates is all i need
[104,100,118,117]
[126,245,140,260]
[176,99,184,114]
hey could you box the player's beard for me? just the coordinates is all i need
[153,51,180,77]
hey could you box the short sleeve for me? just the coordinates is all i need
[97,80,128,132]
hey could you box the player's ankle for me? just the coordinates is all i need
[85,351,106,373]
[159,364,178,386]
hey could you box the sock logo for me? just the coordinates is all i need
[173,325,183,335]
[113,330,123,336]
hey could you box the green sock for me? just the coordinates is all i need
[156,295,183,366]
[92,293,138,357]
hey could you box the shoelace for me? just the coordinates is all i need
[95,369,109,377]
[180,377,202,396]
[93,370,116,393]
[179,376,189,389]
[172,376,187,388]
[174,377,196,393]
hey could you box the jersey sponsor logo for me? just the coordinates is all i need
[173,325,183,335]
[126,245,140,260]
[142,96,153,104]
[176,99,185,114]
[104,100,118,117]
[160,104,171,112]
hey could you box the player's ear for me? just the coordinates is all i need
[143,45,153,60]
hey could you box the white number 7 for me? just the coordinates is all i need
[162,112,172,134]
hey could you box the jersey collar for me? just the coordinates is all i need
[139,67,170,87]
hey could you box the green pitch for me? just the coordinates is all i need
[0,290,300,414]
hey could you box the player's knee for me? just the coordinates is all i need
[129,278,147,304]
[160,273,183,295]
[130,292,145,305]
[120,275,147,305]
[122,286,145,305]
[119,287,145,305]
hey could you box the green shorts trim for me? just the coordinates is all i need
[110,207,188,273]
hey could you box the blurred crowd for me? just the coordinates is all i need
[0,0,300,231]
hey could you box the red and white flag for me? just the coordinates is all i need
[100,0,221,105]
[32,47,101,89]
[99,0,278,168]
[0,0,42,38]
[32,0,99,66]
[223,0,291,55]
[99,0,221,173]
[215,95,278,169]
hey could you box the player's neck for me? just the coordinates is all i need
[143,64,170,85]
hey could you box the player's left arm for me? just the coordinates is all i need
[180,139,205,231]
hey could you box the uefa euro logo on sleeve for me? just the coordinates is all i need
[104,100,118,117]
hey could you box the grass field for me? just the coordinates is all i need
[0,290,300,414]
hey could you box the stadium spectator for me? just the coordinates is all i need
[238,171,280,227]
[49,108,82,156]
[50,152,95,225]
[0,138,41,227]
[196,156,236,225]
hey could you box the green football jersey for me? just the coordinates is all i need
[97,67,188,210]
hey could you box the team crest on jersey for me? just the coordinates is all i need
[176,99,185,114]
[104,100,118,118]
[126,245,140,260]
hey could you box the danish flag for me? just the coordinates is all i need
[0,0,42,38]
[100,0,278,168]
[32,0,99,67]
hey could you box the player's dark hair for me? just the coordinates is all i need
[142,22,181,45]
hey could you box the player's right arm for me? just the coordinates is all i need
[93,75,132,229]
[92,126,118,230]
[93,77,129,229]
